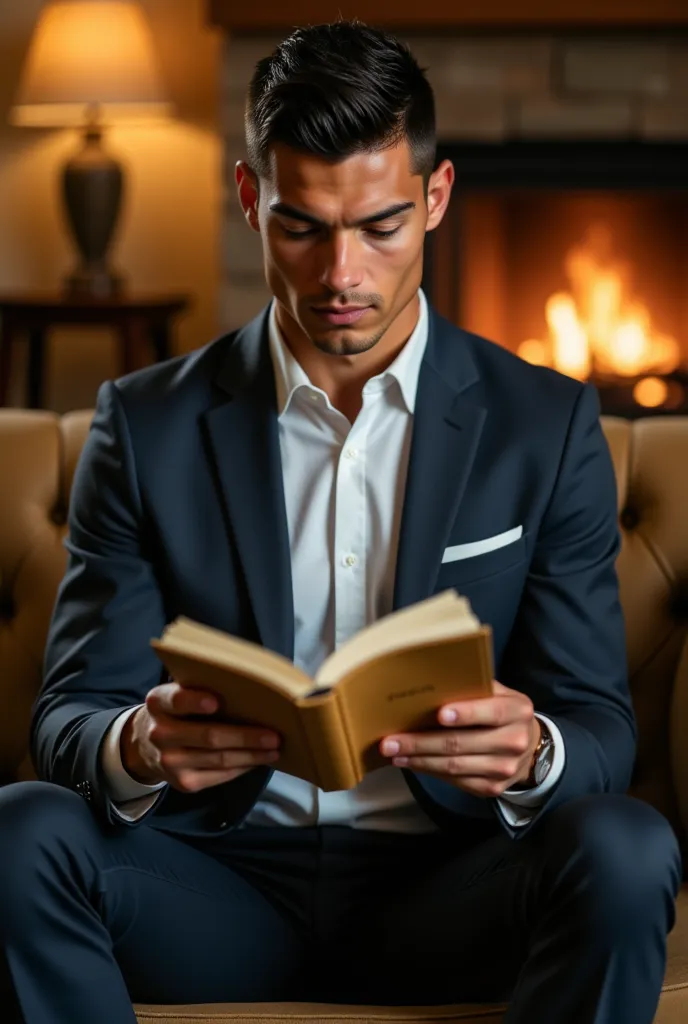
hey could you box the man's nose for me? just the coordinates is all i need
[318,233,363,294]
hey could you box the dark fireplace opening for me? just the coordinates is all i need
[423,141,688,417]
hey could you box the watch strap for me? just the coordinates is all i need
[512,719,553,791]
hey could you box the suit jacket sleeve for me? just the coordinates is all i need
[495,381,635,836]
[415,382,636,839]
[30,380,168,828]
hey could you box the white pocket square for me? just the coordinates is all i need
[442,525,523,564]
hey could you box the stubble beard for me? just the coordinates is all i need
[312,325,389,358]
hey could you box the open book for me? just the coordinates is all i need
[150,590,493,792]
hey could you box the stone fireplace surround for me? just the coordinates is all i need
[220,29,688,333]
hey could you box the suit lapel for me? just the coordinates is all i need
[200,305,484,650]
[201,309,294,660]
[393,312,487,610]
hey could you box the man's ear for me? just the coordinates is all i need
[425,159,455,233]
[235,161,260,232]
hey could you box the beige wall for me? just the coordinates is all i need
[0,0,222,412]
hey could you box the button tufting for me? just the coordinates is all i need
[620,507,640,530]
[670,585,688,622]
[0,589,15,621]
[50,505,67,527]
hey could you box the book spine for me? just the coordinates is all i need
[297,695,360,792]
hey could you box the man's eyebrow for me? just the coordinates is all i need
[268,201,416,227]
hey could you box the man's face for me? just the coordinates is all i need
[236,141,453,356]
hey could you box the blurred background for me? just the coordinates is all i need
[1,1,687,417]
[0,0,220,411]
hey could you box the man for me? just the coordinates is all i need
[0,19,680,1024]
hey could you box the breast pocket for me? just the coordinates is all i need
[436,533,528,588]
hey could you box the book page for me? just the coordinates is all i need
[155,618,315,699]
[315,590,480,688]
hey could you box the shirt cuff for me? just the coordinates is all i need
[101,705,167,821]
[497,714,565,827]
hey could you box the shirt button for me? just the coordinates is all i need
[309,393,320,402]
[344,447,358,459]
[343,554,358,567]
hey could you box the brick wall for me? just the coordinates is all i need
[221,32,688,331]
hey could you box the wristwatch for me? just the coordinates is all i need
[514,719,554,790]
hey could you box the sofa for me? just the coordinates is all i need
[1,407,687,1024]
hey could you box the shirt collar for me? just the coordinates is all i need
[268,289,429,418]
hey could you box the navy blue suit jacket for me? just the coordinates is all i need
[32,304,636,842]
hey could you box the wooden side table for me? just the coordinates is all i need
[0,293,191,409]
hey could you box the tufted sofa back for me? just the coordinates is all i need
[0,411,93,784]
[1,410,688,859]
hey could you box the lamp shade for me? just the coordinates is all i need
[10,1,172,126]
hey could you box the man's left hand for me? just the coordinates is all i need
[379,680,541,798]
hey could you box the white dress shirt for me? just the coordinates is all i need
[101,289,565,828]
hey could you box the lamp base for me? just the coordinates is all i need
[62,126,125,301]
[64,264,124,300]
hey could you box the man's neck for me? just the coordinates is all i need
[275,294,420,423]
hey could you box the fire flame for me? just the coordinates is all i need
[518,223,680,388]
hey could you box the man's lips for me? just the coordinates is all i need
[311,305,371,325]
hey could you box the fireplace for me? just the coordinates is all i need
[424,141,688,416]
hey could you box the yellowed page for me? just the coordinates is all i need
[154,619,314,699]
[316,590,479,688]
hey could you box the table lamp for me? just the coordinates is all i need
[10,1,172,299]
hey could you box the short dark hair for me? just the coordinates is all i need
[245,20,436,186]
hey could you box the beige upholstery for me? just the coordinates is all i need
[0,409,687,1023]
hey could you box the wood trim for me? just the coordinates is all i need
[208,0,688,32]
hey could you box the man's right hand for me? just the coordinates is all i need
[120,680,281,793]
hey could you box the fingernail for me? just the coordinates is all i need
[260,733,279,748]
[200,698,217,713]
[441,709,457,724]
[265,750,280,761]
[382,740,400,756]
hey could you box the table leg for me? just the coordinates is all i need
[150,322,171,363]
[27,328,46,409]
[0,321,15,407]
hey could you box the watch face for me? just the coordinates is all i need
[534,741,554,785]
